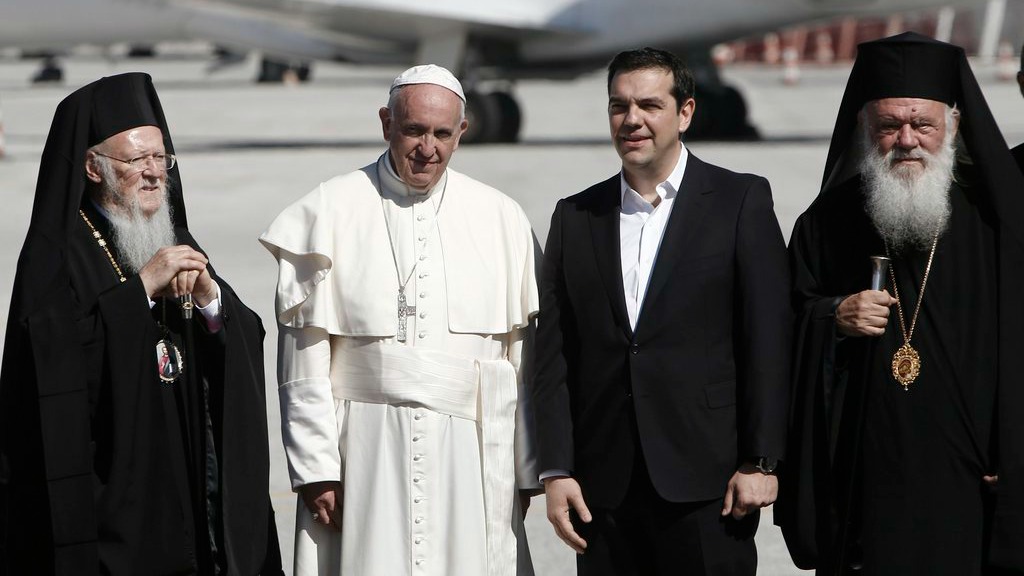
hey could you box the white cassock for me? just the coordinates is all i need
[260,153,540,576]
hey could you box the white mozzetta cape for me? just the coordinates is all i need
[260,162,538,337]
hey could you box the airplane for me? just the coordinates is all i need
[0,0,978,143]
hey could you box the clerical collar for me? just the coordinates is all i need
[378,152,448,200]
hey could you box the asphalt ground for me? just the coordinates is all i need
[1,53,1022,575]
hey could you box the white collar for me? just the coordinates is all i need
[378,152,447,200]
[619,144,689,207]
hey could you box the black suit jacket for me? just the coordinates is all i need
[532,153,792,509]
[1012,142,1024,173]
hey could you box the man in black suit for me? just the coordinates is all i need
[532,47,791,575]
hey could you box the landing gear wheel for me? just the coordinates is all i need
[463,90,501,144]
[687,84,758,141]
[462,91,522,144]
[257,58,312,83]
[490,91,522,143]
[31,57,63,84]
[257,59,289,83]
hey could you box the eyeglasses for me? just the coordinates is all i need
[94,151,176,173]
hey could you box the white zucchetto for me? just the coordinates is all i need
[390,64,466,102]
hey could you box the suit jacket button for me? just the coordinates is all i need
[631,344,639,355]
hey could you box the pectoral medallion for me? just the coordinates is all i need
[886,232,940,393]
[891,342,920,391]
[156,339,184,384]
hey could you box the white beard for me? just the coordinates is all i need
[96,161,177,273]
[860,121,956,253]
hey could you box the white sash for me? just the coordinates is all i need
[330,342,519,576]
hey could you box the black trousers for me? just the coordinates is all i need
[574,453,758,576]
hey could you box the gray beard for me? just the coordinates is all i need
[860,125,956,253]
[97,166,177,273]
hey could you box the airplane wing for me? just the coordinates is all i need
[174,0,588,65]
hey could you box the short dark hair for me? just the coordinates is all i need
[607,47,695,109]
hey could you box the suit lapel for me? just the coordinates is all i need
[587,176,633,339]
[635,154,714,333]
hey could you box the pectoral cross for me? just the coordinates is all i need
[397,287,416,343]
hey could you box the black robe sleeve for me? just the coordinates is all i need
[775,209,845,570]
[775,189,878,573]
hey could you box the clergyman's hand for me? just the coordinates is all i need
[139,245,209,299]
[544,476,591,554]
[190,268,218,307]
[836,290,898,337]
[722,464,778,520]
[299,480,343,531]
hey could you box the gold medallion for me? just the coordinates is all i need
[891,342,920,391]
[885,232,940,393]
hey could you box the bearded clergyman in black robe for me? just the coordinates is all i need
[0,73,283,575]
[776,33,1024,576]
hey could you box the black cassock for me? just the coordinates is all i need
[776,33,1024,576]
[0,205,282,575]
[782,172,1010,575]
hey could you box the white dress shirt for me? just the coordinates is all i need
[619,145,688,330]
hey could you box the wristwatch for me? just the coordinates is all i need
[754,456,778,475]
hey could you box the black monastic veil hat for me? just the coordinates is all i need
[820,33,1024,236]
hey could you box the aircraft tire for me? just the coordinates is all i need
[687,84,758,140]
[463,90,501,144]
[257,58,288,83]
[31,58,63,84]
[490,91,522,143]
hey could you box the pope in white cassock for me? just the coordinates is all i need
[260,65,540,576]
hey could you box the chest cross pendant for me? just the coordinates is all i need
[397,287,416,343]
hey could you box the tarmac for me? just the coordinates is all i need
[1,52,1022,575]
